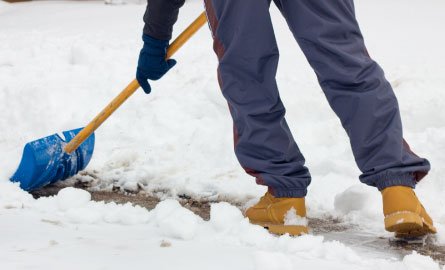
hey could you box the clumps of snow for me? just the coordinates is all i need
[332,185,385,232]
[210,201,245,231]
[1,184,443,269]
[101,202,151,225]
[0,182,33,209]
[33,188,151,225]
[208,202,276,249]
[403,251,441,270]
[334,185,371,214]
[284,207,308,226]
[208,202,364,266]
[57,187,91,210]
[151,199,203,240]
[121,181,140,192]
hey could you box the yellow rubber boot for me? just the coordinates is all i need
[245,192,308,236]
[382,186,437,238]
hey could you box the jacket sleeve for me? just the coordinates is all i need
[143,0,186,41]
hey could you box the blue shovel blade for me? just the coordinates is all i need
[10,128,95,191]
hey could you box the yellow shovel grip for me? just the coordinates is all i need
[64,12,207,154]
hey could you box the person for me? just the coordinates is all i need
[136,0,436,237]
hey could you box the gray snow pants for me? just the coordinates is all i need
[203,0,430,197]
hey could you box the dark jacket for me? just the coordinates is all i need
[143,0,186,41]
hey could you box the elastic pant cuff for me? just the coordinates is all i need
[364,172,418,191]
[269,187,307,198]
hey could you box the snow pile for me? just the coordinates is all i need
[31,187,152,225]
[402,252,442,270]
[0,182,33,209]
[333,185,383,231]
[334,185,374,215]
[151,199,202,240]
[56,187,91,210]
[209,201,246,231]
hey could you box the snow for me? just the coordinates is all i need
[0,186,443,269]
[31,186,152,225]
[209,201,245,231]
[56,187,91,210]
[334,184,375,215]
[1,0,445,268]
[284,207,308,226]
[403,252,442,270]
[152,199,202,240]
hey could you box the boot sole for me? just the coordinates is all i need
[385,211,437,237]
[251,221,308,236]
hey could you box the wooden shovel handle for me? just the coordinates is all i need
[64,12,207,154]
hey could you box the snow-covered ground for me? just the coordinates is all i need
[1,0,445,269]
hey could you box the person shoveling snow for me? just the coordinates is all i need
[136,0,436,238]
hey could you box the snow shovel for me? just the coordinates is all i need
[10,12,208,191]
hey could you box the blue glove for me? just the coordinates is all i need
[136,34,177,94]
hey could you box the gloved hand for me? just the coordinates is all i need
[136,34,177,94]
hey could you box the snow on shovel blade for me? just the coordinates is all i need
[10,128,95,191]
